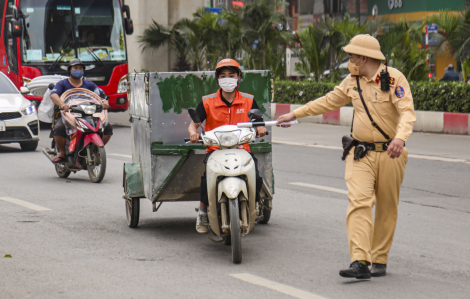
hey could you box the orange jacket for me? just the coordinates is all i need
[202,89,254,153]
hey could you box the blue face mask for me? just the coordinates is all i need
[70,70,84,79]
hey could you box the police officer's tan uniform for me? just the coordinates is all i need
[293,35,416,265]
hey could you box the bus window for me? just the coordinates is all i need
[19,0,126,64]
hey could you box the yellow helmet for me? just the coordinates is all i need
[342,34,385,60]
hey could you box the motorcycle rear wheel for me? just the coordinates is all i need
[229,197,242,264]
[87,144,107,183]
[53,141,71,178]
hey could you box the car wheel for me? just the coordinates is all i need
[20,141,38,151]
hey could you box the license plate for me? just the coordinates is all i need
[0,121,5,131]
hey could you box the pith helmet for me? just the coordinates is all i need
[342,34,386,60]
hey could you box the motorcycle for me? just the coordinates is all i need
[43,88,108,183]
[187,108,297,263]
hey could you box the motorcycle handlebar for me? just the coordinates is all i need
[184,138,203,144]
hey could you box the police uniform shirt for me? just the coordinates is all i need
[293,64,416,143]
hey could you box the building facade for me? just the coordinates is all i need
[368,0,469,80]
[126,0,208,72]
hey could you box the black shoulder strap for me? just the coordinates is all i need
[355,76,391,140]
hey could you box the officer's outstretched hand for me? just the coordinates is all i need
[276,112,296,127]
[387,139,405,159]
[190,133,200,143]
[256,126,267,138]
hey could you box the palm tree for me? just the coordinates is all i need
[237,0,290,70]
[138,21,191,71]
[177,8,224,71]
[327,13,367,82]
[427,8,470,80]
[376,19,428,81]
[293,23,330,81]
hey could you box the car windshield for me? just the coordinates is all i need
[19,0,127,64]
[0,75,19,94]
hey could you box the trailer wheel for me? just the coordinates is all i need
[124,177,140,228]
[258,199,271,224]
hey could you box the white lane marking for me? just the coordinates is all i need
[0,197,50,211]
[230,273,326,299]
[289,182,348,195]
[273,140,470,164]
[273,140,342,151]
[109,153,132,159]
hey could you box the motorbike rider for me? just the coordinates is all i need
[188,58,267,233]
[50,58,113,163]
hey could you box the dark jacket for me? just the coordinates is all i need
[439,70,459,82]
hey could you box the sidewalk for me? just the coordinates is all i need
[272,122,470,161]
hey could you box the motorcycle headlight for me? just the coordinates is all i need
[203,137,218,145]
[214,131,241,147]
[239,133,253,143]
[117,75,128,93]
[81,105,97,115]
[21,105,35,115]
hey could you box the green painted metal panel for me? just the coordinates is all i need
[124,162,145,198]
[152,154,188,202]
[155,71,272,115]
[151,142,271,154]
[249,142,272,153]
[151,143,206,155]
[368,0,466,15]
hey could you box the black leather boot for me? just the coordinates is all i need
[371,263,387,277]
[339,261,371,279]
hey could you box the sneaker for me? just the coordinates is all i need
[196,212,209,233]
[371,263,387,277]
[339,261,371,279]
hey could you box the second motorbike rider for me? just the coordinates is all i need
[50,58,113,163]
[188,58,267,233]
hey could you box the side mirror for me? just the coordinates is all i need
[10,18,22,38]
[122,5,133,35]
[188,108,201,124]
[124,18,134,35]
[248,109,264,122]
[20,86,29,95]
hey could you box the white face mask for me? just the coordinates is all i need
[218,78,238,93]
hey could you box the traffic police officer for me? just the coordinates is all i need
[277,34,416,279]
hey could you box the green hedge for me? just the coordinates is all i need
[274,80,470,113]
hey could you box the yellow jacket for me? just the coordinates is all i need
[294,64,416,143]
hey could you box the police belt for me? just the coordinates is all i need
[355,140,390,152]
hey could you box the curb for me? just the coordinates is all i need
[271,103,470,135]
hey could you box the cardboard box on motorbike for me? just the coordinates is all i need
[123,70,274,237]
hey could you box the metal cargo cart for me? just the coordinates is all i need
[123,71,274,230]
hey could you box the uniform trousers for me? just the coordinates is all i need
[344,147,408,264]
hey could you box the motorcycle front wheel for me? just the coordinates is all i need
[87,144,107,183]
[229,197,242,264]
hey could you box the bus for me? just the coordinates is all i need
[1,0,134,111]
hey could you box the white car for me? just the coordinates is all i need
[0,72,39,151]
